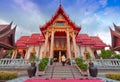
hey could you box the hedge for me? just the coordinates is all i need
[106,73,120,81]
[0,71,18,80]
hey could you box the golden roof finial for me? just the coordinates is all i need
[60,0,62,6]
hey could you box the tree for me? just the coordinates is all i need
[99,49,116,59]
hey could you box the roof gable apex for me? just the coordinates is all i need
[40,5,81,32]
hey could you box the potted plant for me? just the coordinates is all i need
[27,53,37,77]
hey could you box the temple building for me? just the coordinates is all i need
[0,22,16,58]
[110,23,120,51]
[15,5,106,60]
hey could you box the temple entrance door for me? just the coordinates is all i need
[53,50,66,62]
[61,50,66,57]
[54,51,59,62]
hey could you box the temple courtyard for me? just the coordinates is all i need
[6,62,119,82]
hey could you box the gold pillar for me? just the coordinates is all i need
[44,32,49,57]
[67,30,71,59]
[72,32,77,58]
[50,30,54,58]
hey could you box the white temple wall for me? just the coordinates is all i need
[26,45,34,59]
[79,46,85,59]
[76,45,80,57]
[77,45,95,59]
[35,45,39,58]
[39,43,45,59]
[86,47,95,59]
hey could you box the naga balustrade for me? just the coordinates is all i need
[0,59,40,67]
[93,59,120,69]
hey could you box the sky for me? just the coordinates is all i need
[0,0,120,45]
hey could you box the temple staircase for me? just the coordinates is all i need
[39,62,82,79]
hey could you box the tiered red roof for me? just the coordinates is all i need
[16,34,45,48]
[76,34,93,45]
[76,34,106,49]
[0,22,16,50]
[40,5,81,33]
[16,36,29,48]
[110,24,120,51]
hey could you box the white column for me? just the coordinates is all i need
[72,32,77,58]
[50,30,54,59]
[59,51,61,62]
[11,50,16,59]
[13,50,18,59]
[67,30,71,59]
[38,44,41,59]
[44,32,49,57]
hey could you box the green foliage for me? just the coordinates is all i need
[79,64,88,71]
[3,50,13,58]
[29,53,37,61]
[99,49,116,59]
[86,53,91,59]
[115,54,120,59]
[38,57,49,71]
[106,73,120,81]
[75,57,83,64]
[0,72,18,80]
[16,52,21,59]
[75,58,88,71]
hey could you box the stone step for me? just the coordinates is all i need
[44,62,82,78]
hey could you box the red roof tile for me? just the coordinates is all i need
[76,34,106,49]
[25,33,45,45]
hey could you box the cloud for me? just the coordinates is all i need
[97,31,111,45]
[13,0,45,25]
[0,19,9,24]
[99,0,107,7]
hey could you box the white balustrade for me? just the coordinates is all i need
[0,59,41,67]
[93,59,120,69]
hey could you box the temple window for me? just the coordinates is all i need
[55,22,65,26]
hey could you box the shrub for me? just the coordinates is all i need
[75,57,83,64]
[38,57,49,71]
[75,58,88,71]
[106,73,120,81]
[79,64,88,71]
[0,71,18,80]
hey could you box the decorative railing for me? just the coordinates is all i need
[93,59,120,69]
[0,59,40,67]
